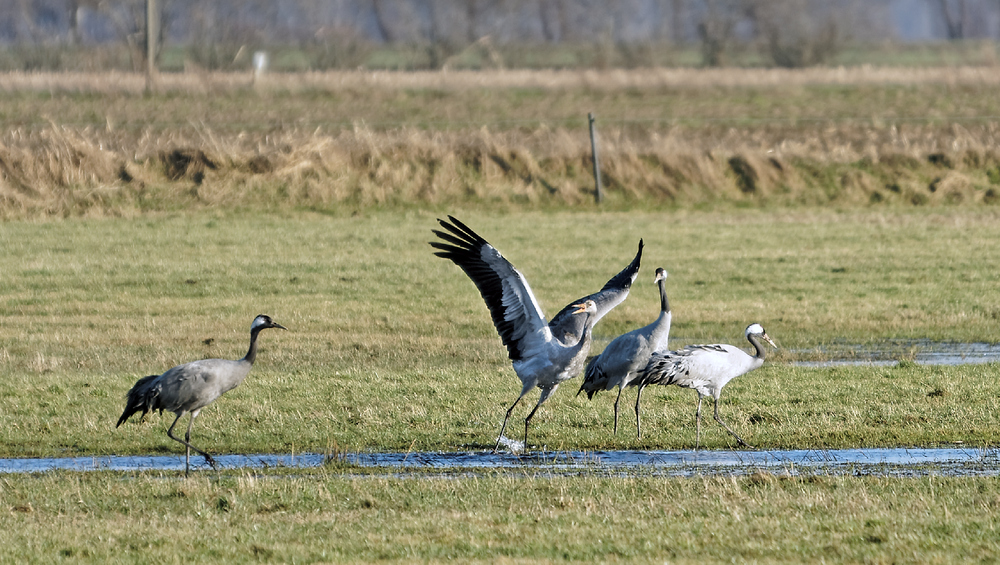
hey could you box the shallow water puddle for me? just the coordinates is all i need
[2,447,997,477]
[790,341,1000,367]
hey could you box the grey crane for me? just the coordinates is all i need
[634,323,776,447]
[430,216,642,452]
[577,267,671,437]
[116,314,287,476]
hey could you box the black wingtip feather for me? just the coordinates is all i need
[598,238,643,293]
[435,217,485,247]
[431,216,525,361]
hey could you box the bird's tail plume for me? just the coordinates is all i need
[577,356,606,400]
[116,374,161,428]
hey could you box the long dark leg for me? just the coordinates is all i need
[167,412,216,476]
[613,385,624,435]
[166,413,190,476]
[523,387,556,452]
[634,384,645,439]
[494,395,525,452]
[695,393,703,450]
[185,412,216,467]
[714,396,754,449]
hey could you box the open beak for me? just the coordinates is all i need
[572,303,588,314]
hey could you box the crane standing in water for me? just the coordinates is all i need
[635,323,776,447]
[116,314,287,476]
[431,216,642,452]
[578,267,671,437]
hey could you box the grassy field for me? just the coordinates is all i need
[3,69,1000,562]
[2,471,1000,563]
[1,209,999,458]
[2,199,1000,565]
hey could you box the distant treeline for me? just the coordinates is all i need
[4,1,1000,72]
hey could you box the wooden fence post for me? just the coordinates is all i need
[589,112,603,204]
[146,0,159,93]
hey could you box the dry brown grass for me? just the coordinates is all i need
[3,68,1000,217]
[4,121,1000,217]
[7,66,1000,95]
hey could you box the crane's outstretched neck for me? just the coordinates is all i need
[743,323,775,362]
[564,301,600,375]
[658,276,670,314]
[647,270,672,352]
[577,316,596,350]
[748,334,768,360]
[564,311,596,360]
[243,327,264,364]
[242,315,287,364]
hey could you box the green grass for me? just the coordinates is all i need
[1,208,999,456]
[5,67,1000,562]
[2,471,999,563]
[2,208,1000,563]
[6,81,1000,131]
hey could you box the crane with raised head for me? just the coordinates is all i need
[430,216,642,452]
[634,323,776,447]
[578,267,671,437]
[116,314,287,476]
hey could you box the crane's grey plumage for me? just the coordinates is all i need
[578,267,671,437]
[430,215,642,451]
[116,314,286,475]
[634,323,776,447]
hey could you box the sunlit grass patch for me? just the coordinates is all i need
[1,471,999,562]
[0,209,999,457]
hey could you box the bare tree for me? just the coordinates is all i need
[465,0,481,43]
[90,0,164,71]
[934,0,968,39]
[300,0,373,70]
[750,0,842,68]
[697,0,744,66]
[68,0,103,45]
[371,0,395,42]
[538,0,567,42]
[671,0,686,43]
[16,0,66,44]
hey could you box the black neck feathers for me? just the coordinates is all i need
[747,334,768,360]
[658,276,670,314]
[243,327,264,364]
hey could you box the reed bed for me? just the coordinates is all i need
[3,119,1000,217]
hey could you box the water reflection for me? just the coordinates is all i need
[1,446,997,477]
[790,341,1000,367]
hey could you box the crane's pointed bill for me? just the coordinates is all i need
[762,333,777,348]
